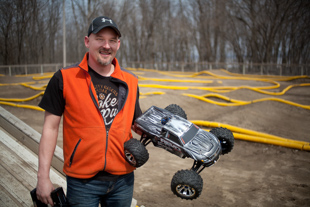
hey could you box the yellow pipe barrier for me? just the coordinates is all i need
[0,81,48,89]
[132,67,309,83]
[204,83,310,96]
[191,120,309,144]
[0,81,37,86]
[139,91,166,99]
[158,69,309,83]
[19,83,46,90]
[32,75,53,80]
[139,84,190,90]
[138,76,214,84]
[183,93,310,110]
[220,69,310,81]
[160,70,280,82]
[19,83,47,91]
[234,133,310,151]
[0,101,44,111]
[191,120,310,151]
[15,72,54,78]
[138,76,309,96]
[138,84,279,92]
[140,91,166,96]
[136,69,310,96]
[127,69,309,99]
[0,92,44,102]
[138,80,281,92]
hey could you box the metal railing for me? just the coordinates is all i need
[0,64,65,76]
[0,62,309,76]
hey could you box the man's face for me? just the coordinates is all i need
[85,27,120,67]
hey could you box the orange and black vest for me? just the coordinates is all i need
[61,52,138,179]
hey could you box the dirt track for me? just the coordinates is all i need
[1,69,310,207]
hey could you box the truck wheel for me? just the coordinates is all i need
[171,170,203,200]
[165,104,187,120]
[124,139,149,167]
[210,127,234,155]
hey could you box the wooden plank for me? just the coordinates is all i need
[0,185,24,207]
[0,142,37,191]
[0,130,67,190]
[0,164,31,206]
[0,106,64,175]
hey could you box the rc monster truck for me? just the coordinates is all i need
[124,104,234,200]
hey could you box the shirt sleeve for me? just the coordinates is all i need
[132,86,142,125]
[38,70,65,116]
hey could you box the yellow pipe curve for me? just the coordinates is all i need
[191,120,310,151]
[183,93,310,110]
[0,101,44,111]
[0,92,44,102]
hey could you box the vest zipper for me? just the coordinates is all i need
[69,138,82,167]
[103,130,109,170]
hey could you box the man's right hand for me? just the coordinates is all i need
[36,178,54,206]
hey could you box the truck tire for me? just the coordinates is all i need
[171,170,203,200]
[165,104,187,120]
[210,127,234,155]
[124,139,149,167]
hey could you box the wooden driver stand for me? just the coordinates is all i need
[0,106,137,207]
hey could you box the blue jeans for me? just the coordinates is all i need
[66,172,134,207]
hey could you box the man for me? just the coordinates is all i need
[36,16,142,207]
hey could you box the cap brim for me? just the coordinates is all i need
[91,25,121,37]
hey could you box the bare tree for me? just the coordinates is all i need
[0,0,309,72]
[226,0,309,65]
[0,0,14,64]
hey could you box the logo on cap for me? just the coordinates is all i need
[102,18,113,24]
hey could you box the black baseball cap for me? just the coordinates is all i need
[88,16,121,37]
